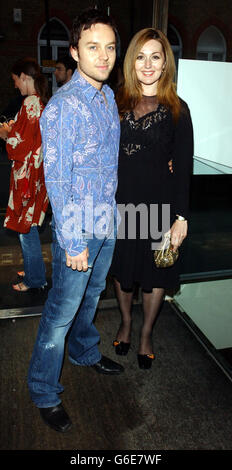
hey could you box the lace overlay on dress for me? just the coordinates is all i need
[122,95,168,156]
[133,94,159,120]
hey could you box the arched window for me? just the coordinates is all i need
[38,18,70,94]
[167,24,182,71]
[196,26,226,61]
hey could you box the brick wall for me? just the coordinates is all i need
[0,0,231,111]
[169,0,232,59]
[0,0,154,111]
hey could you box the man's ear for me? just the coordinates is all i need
[70,46,79,63]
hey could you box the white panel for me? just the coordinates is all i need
[175,279,232,349]
[177,59,232,174]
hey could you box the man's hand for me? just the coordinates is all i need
[65,247,89,271]
[170,220,188,252]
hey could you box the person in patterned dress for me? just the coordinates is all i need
[0,58,49,291]
[110,28,193,369]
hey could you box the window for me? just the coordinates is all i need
[167,24,182,72]
[196,26,226,61]
[38,18,70,94]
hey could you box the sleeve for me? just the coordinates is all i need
[172,101,194,220]
[41,98,87,257]
[111,98,120,156]
[6,96,42,162]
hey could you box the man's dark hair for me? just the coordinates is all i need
[70,7,117,49]
[56,55,76,73]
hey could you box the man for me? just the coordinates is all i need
[54,54,76,86]
[28,8,122,433]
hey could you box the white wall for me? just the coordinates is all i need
[177,59,232,174]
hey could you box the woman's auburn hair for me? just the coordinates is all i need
[116,28,181,121]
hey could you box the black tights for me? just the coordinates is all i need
[114,279,164,354]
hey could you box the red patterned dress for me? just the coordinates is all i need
[4,94,48,233]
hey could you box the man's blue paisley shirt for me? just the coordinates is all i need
[40,70,120,256]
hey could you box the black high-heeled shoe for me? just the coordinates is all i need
[113,340,130,356]
[137,353,155,369]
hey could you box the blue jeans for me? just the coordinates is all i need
[19,226,46,288]
[28,225,116,408]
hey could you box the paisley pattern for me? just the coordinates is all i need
[40,70,120,256]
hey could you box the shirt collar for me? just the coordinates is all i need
[71,70,112,103]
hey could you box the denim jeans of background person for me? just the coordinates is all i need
[19,226,46,288]
[28,8,122,433]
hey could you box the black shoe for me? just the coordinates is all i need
[92,355,124,375]
[113,340,130,356]
[39,404,72,432]
[137,353,155,370]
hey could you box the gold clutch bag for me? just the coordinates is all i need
[154,233,179,268]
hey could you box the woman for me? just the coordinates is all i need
[110,29,193,368]
[0,58,49,292]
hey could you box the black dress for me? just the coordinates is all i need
[110,95,193,291]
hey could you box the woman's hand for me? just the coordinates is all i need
[170,219,188,252]
[0,121,13,140]
[0,126,8,140]
[168,159,173,173]
[65,247,89,271]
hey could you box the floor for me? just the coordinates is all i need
[1,301,232,451]
[1,166,232,453]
